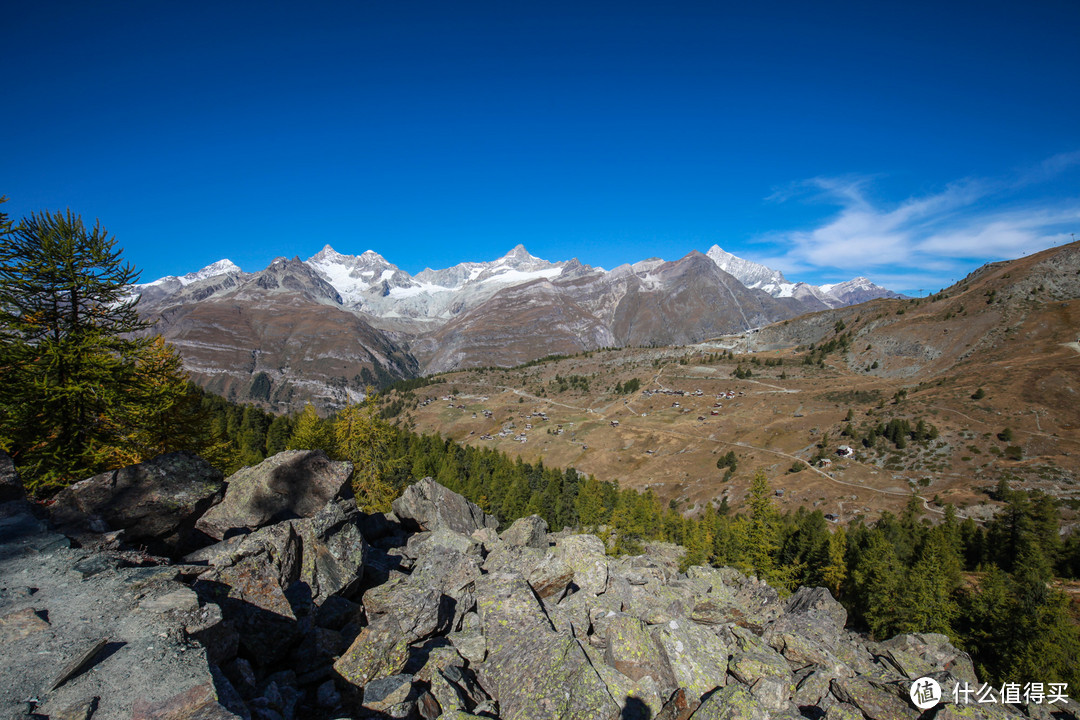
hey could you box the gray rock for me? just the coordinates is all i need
[872,633,978,685]
[195,555,300,665]
[196,451,352,540]
[652,619,730,703]
[482,543,545,575]
[392,477,498,535]
[407,527,483,559]
[476,630,621,720]
[333,588,452,687]
[601,614,677,692]
[412,549,483,628]
[448,630,487,664]
[829,675,919,720]
[362,674,417,712]
[474,572,555,651]
[295,498,369,604]
[50,451,224,556]
[0,451,23,503]
[689,684,770,720]
[686,566,782,632]
[500,515,548,548]
[825,702,864,720]
[553,534,609,595]
[785,586,848,629]
[528,552,575,600]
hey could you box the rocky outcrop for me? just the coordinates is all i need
[196,451,352,540]
[3,471,1009,720]
[392,476,499,535]
[49,451,224,556]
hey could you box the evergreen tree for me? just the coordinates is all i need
[0,207,188,491]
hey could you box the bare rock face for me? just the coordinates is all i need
[49,451,224,557]
[392,476,498,535]
[195,450,352,540]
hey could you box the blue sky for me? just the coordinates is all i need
[3,1,1079,295]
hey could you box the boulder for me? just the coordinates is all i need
[50,451,224,556]
[768,586,848,650]
[652,619,730,703]
[361,674,419,714]
[295,498,369,604]
[196,451,352,540]
[407,527,483,559]
[602,614,677,691]
[474,572,554,651]
[689,685,770,720]
[500,515,548,548]
[553,534,609,595]
[392,477,499,535]
[686,566,782,632]
[195,556,300,665]
[829,676,919,720]
[334,587,453,687]
[871,633,979,685]
[785,586,847,629]
[0,451,23,503]
[476,630,622,720]
[415,646,493,715]
[528,552,576,600]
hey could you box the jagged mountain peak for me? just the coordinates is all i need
[705,245,789,290]
[184,259,241,281]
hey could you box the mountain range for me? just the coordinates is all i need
[134,245,903,410]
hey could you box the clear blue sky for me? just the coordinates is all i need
[4,1,1079,294]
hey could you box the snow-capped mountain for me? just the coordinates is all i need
[129,242,916,408]
[303,244,569,322]
[306,245,416,305]
[819,277,905,306]
[705,246,792,295]
[136,259,241,290]
[132,259,243,305]
[703,245,901,307]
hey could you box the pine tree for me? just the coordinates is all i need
[0,207,189,491]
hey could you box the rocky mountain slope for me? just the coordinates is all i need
[749,239,1080,384]
[146,258,418,410]
[0,451,1014,720]
[133,244,902,409]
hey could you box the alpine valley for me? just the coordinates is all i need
[134,244,902,411]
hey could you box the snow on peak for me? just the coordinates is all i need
[705,245,788,290]
[181,259,241,284]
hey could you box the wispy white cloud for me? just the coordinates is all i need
[759,157,1080,293]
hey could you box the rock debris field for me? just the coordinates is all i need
[0,449,1054,720]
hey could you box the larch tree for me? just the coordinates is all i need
[0,207,193,492]
[333,390,403,512]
